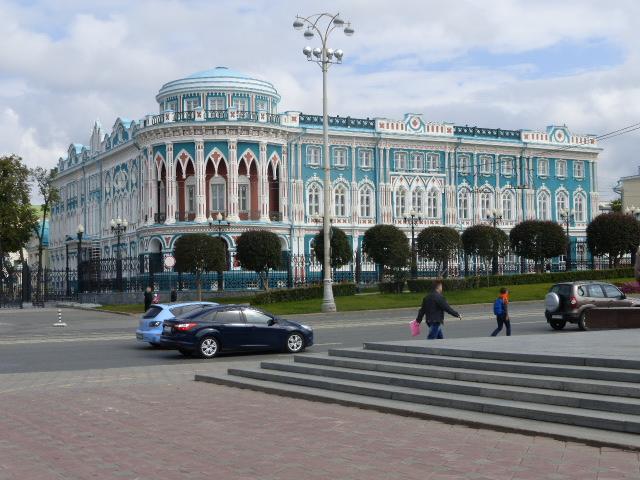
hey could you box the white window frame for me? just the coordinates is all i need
[238,175,250,212]
[395,188,407,217]
[394,151,407,171]
[358,149,373,169]
[538,158,549,177]
[501,157,514,176]
[573,160,584,179]
[359,186,373,217]
[211,177,226,213]
[307,183,322,216]
[426,188,439,218]
[186,176,196,214]
[458,189,471,220]
[574,193,586,222]
[333,147,347,168]
[232,97,248,112]
[334,185,347,217]
[537,191,551,220]
[412,152,424,171]
[165,100,177,112]
[480,191,492,219]
[207,96,226,111]
[479,155,493,175]
[426,153,439,172]
[307,146,321,167]
[184,97,201,112]
[255,98,268,111]
[502,191,514,221]
[556,159,567,178]
[458,155,470,175]
[412,189,424,214]
[556,191,568,220]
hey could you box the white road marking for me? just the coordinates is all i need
[313,342,343,346]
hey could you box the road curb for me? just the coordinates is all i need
[57,304,137,317]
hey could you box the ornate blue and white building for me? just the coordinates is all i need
[49,67,601,274]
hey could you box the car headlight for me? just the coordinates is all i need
[149,321,161,328]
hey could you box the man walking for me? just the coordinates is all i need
[143,286,153,312]
[416,280,461,339]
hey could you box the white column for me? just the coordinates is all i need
[280,145,289,222]
[350,145,358,225]
[146,147,155,225]
[227,140,239,221]
[195,140,207,223]
[165,142,176,224]
[259,142,270,222]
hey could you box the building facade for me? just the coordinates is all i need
[49,67,601,277]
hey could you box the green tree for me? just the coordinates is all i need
[30,167,60,303]
[362,224,410,280]
[610,198,622,213]
[0,155,38,278]
[416,226,461,277]
[510,220,567,272]
[461,225,508,275]
[313,227,352,270]
[235,230,282,290]
[174,234,226,300]
[587,212,640,267]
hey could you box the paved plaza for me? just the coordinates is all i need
[1,369,640,480]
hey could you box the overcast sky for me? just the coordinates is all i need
[0,0,638,199]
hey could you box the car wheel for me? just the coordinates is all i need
[578,312,589,331]
[549,319,566,330]
[285,332,305,353]
[178,348,192,356]
[197,336,219,359]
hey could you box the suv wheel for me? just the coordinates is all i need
[549,319,566,330]
[578,312,589,331]
[197,336,220,358]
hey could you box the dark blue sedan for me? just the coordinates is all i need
[159,304,314,358]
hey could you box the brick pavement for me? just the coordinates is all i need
[1,374,639,480]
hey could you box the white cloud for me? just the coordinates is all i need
[0,0,638,200]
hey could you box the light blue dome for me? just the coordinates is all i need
[156,66,280,103]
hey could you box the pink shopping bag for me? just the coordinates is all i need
[410,320,421,337]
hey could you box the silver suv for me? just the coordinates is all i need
[544,281,638,331]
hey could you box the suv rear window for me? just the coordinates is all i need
[143,306,163,319]
[551,284,571,298]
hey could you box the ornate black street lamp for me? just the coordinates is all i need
[403,209,422,279]
[110,218,127,292]
[76,224,84,294]
[487,208,503,275]
[559,208,575,270]
[208,212,230,291]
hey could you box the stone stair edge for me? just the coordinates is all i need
[194,372,640,451]
[361,342,640,370]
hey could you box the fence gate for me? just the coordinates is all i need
[0,263,25,309]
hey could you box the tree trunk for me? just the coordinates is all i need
[196,271,202,301]
[260,270,269,291]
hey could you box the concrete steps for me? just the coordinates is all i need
[195,341,640,449]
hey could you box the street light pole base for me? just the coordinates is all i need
[321,279,337,313]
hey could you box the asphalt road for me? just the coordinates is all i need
[0,300,569,375]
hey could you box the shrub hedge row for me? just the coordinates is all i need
[378,281,405,294]
[406,267,635,293]
[252,282,357,305]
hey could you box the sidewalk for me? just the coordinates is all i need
[0,372,639,479]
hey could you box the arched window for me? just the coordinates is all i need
[427,153,440,172]
[480,191,492,219]
[359,186,373,217]
[574,193,586,222]
[412,188,424,214]
[537,191,551,220]
[334,185,347,217]
[395,188,407,217]
[210,176,226,213]
[307,183,321,216]
[556,191,568,219]
[411,152,424,171]
[501,191,515,221]
[458,189,471,220]
[426,188,439,218]
[238,175,250,213]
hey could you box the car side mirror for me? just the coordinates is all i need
[268,319,276,326]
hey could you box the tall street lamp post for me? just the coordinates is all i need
[559,208,575,270]
[65,237,71,298]
[404,209,421,279]
[76,224,84,294]
[293,12,354,313]
[487,208,503,275]
[110,218,128,292]
[208,212,230,291]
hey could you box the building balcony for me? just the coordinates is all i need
[145,109,281,127]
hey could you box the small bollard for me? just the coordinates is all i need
[53,308,67,327]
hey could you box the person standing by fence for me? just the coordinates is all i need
[490,287,511,336]
[415,280,461,339]
[143,286,153,312]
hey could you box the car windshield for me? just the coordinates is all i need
[143,306,163,319]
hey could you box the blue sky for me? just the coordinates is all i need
[0,0,638,199]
